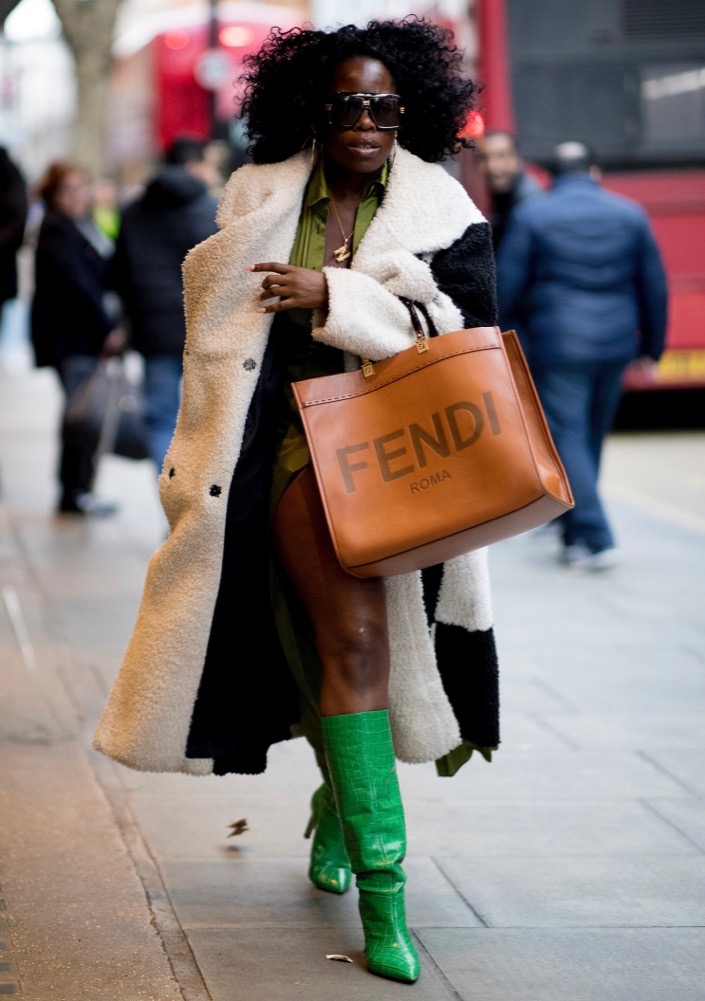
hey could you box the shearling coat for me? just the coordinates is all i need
[93,148,500,776]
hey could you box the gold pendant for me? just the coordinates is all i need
[333,242,351,263]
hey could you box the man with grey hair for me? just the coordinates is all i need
[497,140,668,569]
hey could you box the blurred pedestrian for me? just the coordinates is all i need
[497,141,668,569]
[31,160,123,515]
[111,136,218,471]
[477,130,541,353]
[0,146,28,339]
[92,176,121,241]
[476,130,541,251]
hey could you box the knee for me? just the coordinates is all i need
[317,617,389,691]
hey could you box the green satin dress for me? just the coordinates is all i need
[268,159,387,763]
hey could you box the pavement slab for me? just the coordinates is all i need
[402,798,700,857]
[184,926,460,1000]
[0,911,20,997]
[127,792,313,861]
[492,673,577,713]
[538,712,705,749]
[420,747,693,800]
[0,743,185,1001]
[436,854,705,927]
[417,927,705,1001]
[646,798,705,853]
[158,856,481,930]
[643,749,705,797]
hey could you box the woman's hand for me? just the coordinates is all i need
[247,263,328,314]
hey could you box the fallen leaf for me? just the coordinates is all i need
[326,954,353,963]
[227,819,249,837]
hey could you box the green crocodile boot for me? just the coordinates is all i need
[304,772,352,894]
[321,709,420,984]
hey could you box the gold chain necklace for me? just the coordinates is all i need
[328,197,354,263]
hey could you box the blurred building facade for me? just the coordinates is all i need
[1,0,475,184]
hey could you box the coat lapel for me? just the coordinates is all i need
[354,147,483,265]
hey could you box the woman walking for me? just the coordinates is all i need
[31,161,122,514]
[95,18,500,983]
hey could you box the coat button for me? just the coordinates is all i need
[243,358,257,371]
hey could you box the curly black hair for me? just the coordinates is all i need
[240,18,478,164]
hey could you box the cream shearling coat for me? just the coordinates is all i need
[93,148,497,775]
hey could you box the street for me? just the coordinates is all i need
[1,363,704,1000]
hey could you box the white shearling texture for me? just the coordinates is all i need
[385,572,461,762]
[435,550,494,633]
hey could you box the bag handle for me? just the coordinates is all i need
[398,296,440,339]
[361,298,439,379]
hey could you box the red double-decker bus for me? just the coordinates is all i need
[109,3,302,175]
[111,1,704,398]
[475,0,705,393]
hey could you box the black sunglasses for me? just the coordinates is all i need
[324,92,405,130]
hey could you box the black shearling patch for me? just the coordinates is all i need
[435,623,500,748]
[430,221,498,328]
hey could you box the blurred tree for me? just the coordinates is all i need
[49,0,123,174]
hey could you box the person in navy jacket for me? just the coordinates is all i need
[497,141,667,569]
[111,137,219,472]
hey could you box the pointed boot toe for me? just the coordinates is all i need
[305,784,351,894]
[361,890,420,983]
[309,858,352,894]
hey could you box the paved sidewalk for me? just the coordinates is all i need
[0,364,704,1000]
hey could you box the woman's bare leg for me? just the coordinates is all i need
[274,467,419,981]
[272,465,389,716]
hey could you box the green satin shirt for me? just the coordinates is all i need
[289,156,389,273]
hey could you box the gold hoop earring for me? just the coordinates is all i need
[388,136,398,168]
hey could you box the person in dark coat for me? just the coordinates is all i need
[497,141,668,568]
[0,147,28,318]
[111,137,219,470]
[31,160,123,515]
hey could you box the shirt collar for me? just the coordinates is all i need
[305,157,389,211]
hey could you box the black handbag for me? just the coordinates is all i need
[63,357,149,461]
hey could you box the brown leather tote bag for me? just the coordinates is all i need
[292,300,573,578]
